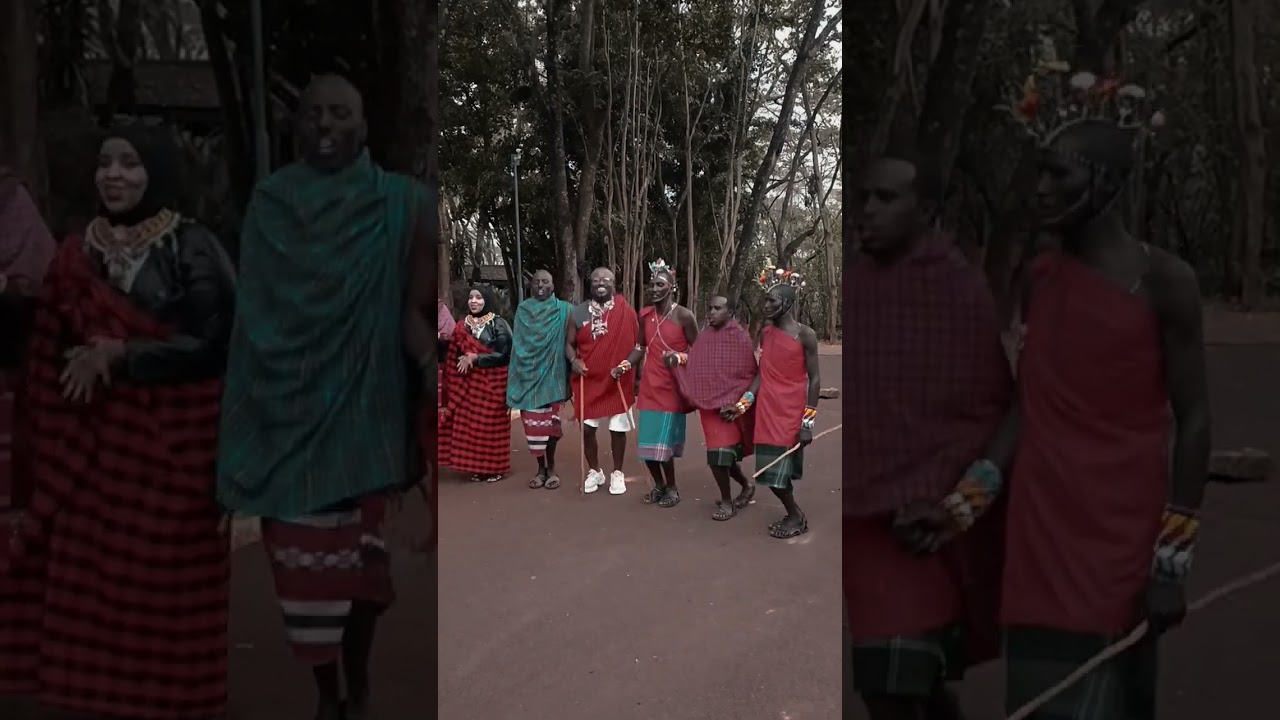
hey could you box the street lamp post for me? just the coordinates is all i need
[512,149,524,303]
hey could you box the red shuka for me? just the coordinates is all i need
[438,325,511,475]
[1002,251,1170,635]
[754,326,808,447]
[572,295,638,420]
[637,305,691,414]
[843,235,1008,665]
[0,239,228,719]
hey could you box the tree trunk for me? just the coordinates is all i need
[724,0,832,300]
[544,0,579,299]
[0,0,44,203]
[1229,0,1266,309]
[102,0,145,123]
[914,0,993,191]
[199,0,253,215]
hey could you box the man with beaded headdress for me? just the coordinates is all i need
[722,262,819,539]
[846,143,1011,720]
[899,67,1209,719]
[617,259,697,507]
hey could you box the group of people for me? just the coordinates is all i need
[436,259,823,537]
[0,74,431,720]
[847,78,1211,719]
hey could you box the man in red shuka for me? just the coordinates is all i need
[902,103,1211,718]
[846,148,1012,720]
[565,267,639,496]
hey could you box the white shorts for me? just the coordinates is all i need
[583,412,633,432]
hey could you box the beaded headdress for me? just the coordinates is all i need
[996,61,1166,147]
[648,258,674,278]
[757,260,804,293]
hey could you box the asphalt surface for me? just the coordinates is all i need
[438,355,844,720]
[845,345,1280,719]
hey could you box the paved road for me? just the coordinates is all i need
[845,345,1280,719]
[438,355,844,720]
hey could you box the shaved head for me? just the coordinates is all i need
[298,73,367,171]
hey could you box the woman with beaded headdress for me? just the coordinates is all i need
[899,68,1209,718]
[723,262,821,539]
[0,123,236,719]
[617,259,697,507]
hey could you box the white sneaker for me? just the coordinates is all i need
[584,469,605,493]
[608,470,627,495]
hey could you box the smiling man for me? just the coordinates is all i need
[217,73,434,720]
[508,269,573,489]
[565,267,639,495]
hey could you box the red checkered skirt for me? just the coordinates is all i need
[438,328,511,475]
[0,240,227,719]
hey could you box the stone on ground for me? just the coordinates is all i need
[819,387,840,399]
[1209,447,1272,483]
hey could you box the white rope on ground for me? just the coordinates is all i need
[1006,559,1280,719]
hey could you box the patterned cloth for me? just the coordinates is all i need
[438,324,512,475]
[706,444,743,467]
[1004,626,1158,720]
[438,300,456,337]
[507,295,571,411]
[218,151,425,518]
[637,409,686,462]
[673,318,756,410]
[520,403,562,457]
[0,239,228,719]
[845,232,1012,516]
[850,625,966,697]
[261,495,394,666]
[755,443,803,490]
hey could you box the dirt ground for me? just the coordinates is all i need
[438,355,844,720]
[845,342,1280,719]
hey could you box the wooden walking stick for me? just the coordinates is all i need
[578,375,586,498]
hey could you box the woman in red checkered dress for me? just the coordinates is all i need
[438,286,513,482]
[0,125,235,719]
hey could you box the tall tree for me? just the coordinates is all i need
[0,0,44,201]
[1229,0,1266,308]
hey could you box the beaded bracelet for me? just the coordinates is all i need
[616,359,632,373]
[673,352,689,366]
[734,390,756,414]
[1153,505,1200,582]
[939,459,1003,532]
[801,406,817,429]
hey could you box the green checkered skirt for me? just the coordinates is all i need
[1004,626,1158,720]
[706,444,743,467]
[754,443,802,490]
[850,625,966,697]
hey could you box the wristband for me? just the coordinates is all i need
[801,406,817,429]
[734,390,755,414]
[939,459,1003,532]
[616,359,632,372]
[673,352,689,366]
[1152,505,1200,582]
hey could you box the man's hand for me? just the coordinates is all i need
[891,500,956,555]
[570,358,588,376]
[1144,577,1188,635]
[662,351,681,368]
[60,338,124,403]
[610,363,628,380]
[719,404,741,422]
[797,427,813,447]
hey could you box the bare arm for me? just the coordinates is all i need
[680,307,699,346]
[402,197,434,369]
[1157,255,1211,512]
[624,315,646,368]
[800,326,820,408]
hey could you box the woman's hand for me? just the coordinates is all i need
[456,353,477,374]
[60,338,125,403]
